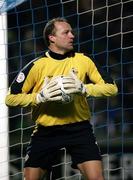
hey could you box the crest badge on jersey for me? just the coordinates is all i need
[16,72,25,83]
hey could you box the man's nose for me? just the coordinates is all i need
[69,32,74,38]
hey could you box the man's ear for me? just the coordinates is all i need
[48,34,55,43]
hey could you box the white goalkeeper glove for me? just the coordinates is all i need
[52,73,87,96]
[50,76,76,103]
[52,76,78,94]
[36,77,62,104]
[67,69,87,96]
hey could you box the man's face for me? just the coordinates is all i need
[49,21,75,54]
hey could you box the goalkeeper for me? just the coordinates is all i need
[5,17,118,180]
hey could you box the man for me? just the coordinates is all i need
[5,17,118,180]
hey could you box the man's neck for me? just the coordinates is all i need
[48,47,67,55]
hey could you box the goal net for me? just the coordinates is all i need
[0,0,133,179]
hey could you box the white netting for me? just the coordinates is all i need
[1,0,133,179]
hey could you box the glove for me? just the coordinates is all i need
[36,77,63,104]
[67,68,87,95]
[52,76,78,94]
[52,73,86,96]
[50,76,75,103]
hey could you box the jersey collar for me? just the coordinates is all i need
[46,50,75,60]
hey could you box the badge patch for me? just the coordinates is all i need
[16,72,25,83]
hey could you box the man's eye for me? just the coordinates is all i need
[64,31,69,34]
[71,30,75,35]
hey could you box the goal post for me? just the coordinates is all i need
[0,12,9,180]
[0,1,28,179]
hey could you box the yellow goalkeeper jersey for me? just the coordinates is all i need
[5,51,118,126]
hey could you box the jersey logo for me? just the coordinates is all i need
[16,72,25,83]
[71,67,78,74]
[25,154,29,162]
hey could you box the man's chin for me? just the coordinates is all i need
[63,46,74,54]
[65,49,73,53]
[68,46,74,51]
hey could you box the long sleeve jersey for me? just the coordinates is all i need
[5,51,118,126]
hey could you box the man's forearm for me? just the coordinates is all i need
[5,93,37,107]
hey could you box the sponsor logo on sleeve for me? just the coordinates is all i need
[16,72,25,83]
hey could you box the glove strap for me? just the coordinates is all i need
[40,91,45,98]
[80,82,87,95]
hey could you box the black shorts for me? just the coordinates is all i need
[24,121,102,170]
